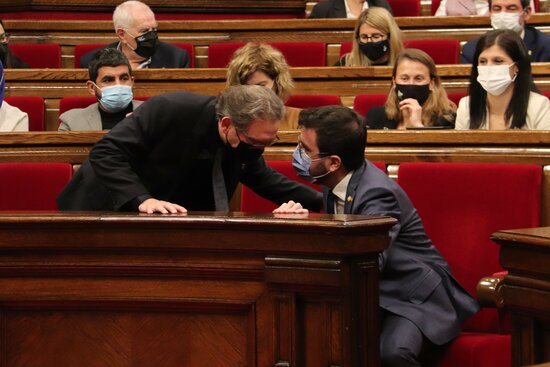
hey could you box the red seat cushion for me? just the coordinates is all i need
[404,39,460,64]
[9,44,61,68]
[3,96,44,131]
[0,163,73,210]
[388,0,421,16]
[436,332,511,367]
[353,94,387,118]
[59,97,97,115]
[286,95,341,109]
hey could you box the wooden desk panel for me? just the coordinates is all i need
[0,212,396,367]
[492,227,550,366]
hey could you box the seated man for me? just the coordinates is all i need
[278,106,479,366]
[79,0,190,69]
[59,48,143,131]
[462,0,550,63]
[0,61,28,132]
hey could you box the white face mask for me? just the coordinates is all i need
[491,12,523,33]
[477,63,517,96]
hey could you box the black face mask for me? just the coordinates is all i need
[0,43,8,66]
[395,84,431,106]
[229,141,265,162]
[133,30,158,59]
[358,40,389,62]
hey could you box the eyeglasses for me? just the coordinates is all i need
[358,33,387,43]
[0,33,10,43]
[236,129,280,148]
[297,141,329,160]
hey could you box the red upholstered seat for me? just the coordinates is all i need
[447,92,468,106]
[9,44,61,68]
[542,91,550,100]
[388,0,421,16]
[3,96,45,131]
[397,162,542,367]
[208,42,327,68]
[339,41,352,57]
[353,94,387,118]
[404,39,460,64]
[0,162,73,210]
[241,160,386,213]
[286,95,341,109]
[74,43,194,67]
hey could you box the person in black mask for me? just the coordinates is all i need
[335,7,403,67]
[56,85,323,214]
[0,20,29,69]
[78,1,190,69]
[365,49,456,129]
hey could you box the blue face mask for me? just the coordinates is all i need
[292,145,330,183]
[95,84,133,113]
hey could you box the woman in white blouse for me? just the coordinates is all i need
[455,29,550,130]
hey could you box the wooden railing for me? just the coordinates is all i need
[5,15,550,68]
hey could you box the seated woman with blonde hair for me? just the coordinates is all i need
[226,43,299,130]
[456,29,550,130]
[365,48,456,129]
[336,7,404,67]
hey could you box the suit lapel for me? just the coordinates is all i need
[87,103,102,130]
[344,161,367,214]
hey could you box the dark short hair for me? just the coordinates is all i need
[299,106,366,171]
[488,0,530,9]
[88,48,132,83]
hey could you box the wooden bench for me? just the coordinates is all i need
[4,65,550,130]
[5,15,550,68]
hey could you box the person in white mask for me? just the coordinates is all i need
[456,29,550,130]
[59,48,143,131]
[461,0,550,63]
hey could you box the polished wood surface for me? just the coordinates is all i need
[0,211,396,367]
[492,227,550,366]
[4,65,550,130]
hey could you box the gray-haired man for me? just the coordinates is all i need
[57,85,322,214]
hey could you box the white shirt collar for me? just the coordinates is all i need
[344,0,369,19]
[332,171,353,203]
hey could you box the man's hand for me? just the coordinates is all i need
[273,200,309,214]
[138,198,187,214]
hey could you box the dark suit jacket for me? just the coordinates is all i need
[365,106,455,129]
[57,92,323,212]
[309,0,393,18]
[326,160,479,344]
[462,26,550,63]
[1,49,29,68]
[79,41,190,68]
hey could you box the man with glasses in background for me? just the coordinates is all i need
[79,1,190,69]
[57,85,322,214]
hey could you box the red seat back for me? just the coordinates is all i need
[339,41,353,57]
[74,44,107,68]
[353,94,387,117]
[208,42,326,68]
[3,96,45,131]
[404,39,460,64]
[9,44,61,68]
[447,92,468,107]
[397,163,541,333]
[59,97,97,115]
[0,163,73,210]
[388,0,421,16]
[286,95,341,109]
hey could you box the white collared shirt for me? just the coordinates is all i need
[345,0,369,19]
[332,171,353,214]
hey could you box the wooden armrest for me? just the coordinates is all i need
[476,275,505,308]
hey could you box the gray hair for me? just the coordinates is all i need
[113,1,155,30]
[215,85,285,130]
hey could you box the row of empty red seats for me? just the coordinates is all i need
[6,39,465,69]
[9,91,550,131]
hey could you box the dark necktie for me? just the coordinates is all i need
[326,190,335,214]
[212,148,229,211]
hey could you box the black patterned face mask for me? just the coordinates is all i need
[359,39,389,61]
[395,84,431,106]
[133,31,158,58]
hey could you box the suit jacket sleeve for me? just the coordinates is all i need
[369,0,394,13]
[240,158,323,212]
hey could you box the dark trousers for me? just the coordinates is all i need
[380,310,448,367]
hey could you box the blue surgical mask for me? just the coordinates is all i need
[292,145,330,183]
[95,83,133,113]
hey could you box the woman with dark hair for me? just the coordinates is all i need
[456,29,550,130]
[0,20,28,69]
[365,48,456,129]
[336,7,403,67]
